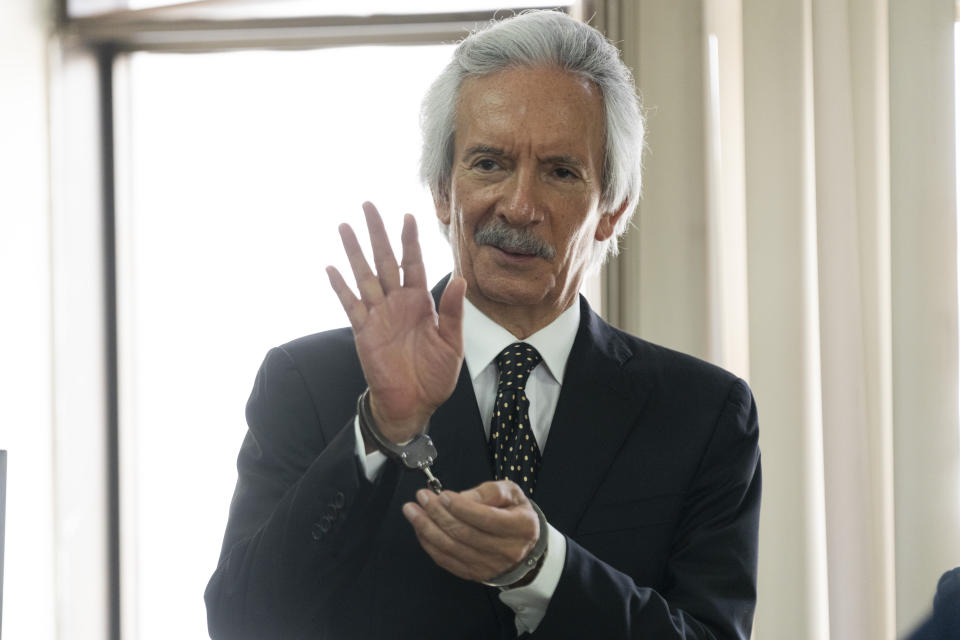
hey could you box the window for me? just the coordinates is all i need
[114,43,457,639]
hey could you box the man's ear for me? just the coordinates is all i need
[433,190,451,225]
[594,199,630,241]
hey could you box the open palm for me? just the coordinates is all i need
[327,202,466,443]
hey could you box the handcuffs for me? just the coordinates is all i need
[356,388,548,588]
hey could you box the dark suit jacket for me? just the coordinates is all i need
[205,288,761,639]
[905,568,960,640]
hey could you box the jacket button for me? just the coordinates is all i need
[332,491,345,509]
[320,516,333,533]
[311,522,324,540]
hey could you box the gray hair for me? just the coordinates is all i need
[419,9,645,265]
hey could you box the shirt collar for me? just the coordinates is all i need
[462,296,581,384]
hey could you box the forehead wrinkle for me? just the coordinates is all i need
[454,66,606,173]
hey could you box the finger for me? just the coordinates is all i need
[400,213,428,290]
[415,490,505,551]
[460,480,526,508]
[402,502,501,577]
[416,532,507,583]
[444,489,539,540]
[416,533,487,583]
[437,276,466,352]
[362,202,402,294]
[339,223,385,307]
[325,266,368,330]
[408,498,532,581]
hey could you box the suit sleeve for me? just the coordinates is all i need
[531,378,761,640]
[204,346,396,639]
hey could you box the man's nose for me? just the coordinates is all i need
[499,168,543,226]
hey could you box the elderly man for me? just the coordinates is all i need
[205,10,760,640]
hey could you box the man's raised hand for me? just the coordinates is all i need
[326,202,466,447]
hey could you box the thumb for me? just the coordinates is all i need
[460,480,525,508]
[437,276,466,350]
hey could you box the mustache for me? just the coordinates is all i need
[474,220,556,261]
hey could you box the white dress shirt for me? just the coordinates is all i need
[353,297,580,634]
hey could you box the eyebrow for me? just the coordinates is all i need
[461,145,587,169]
[543,154,587,169]
[461,144,504,160]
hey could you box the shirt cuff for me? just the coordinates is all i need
[498,521,567,635]
[353,415,388,482]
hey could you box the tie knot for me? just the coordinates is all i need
[494,342,543,383]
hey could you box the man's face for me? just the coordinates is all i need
[437,65,624,331]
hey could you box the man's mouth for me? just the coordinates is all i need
[495,246,537,257]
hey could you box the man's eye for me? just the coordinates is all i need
[474,159,499,171]
[553,167,579,180]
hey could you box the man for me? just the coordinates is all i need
[205,10,760,639]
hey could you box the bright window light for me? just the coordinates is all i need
[116,45,454,639]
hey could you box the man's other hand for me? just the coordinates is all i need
[326,202,466,448]
[402,480,541,584]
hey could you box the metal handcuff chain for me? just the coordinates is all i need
[355,387,548,587]
[357,387,443,492]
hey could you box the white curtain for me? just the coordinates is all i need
[592,0,960,637]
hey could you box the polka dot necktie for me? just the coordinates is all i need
[488,342,543,497]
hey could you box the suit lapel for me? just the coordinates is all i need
[533,299,650,534]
